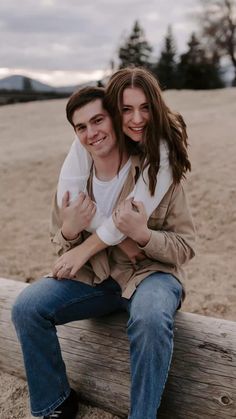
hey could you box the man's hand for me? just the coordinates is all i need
[113,199,151,246]
[118,238,146,264]
[61,191,96,240]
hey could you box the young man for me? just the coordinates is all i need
[12,87,195,419]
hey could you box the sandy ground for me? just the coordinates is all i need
[0,88,236,418]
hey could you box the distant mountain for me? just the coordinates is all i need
[0,75,78,93]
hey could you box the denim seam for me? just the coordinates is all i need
[156,340,174,415]
[31,388,71,416]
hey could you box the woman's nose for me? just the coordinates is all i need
[132,109,143,124]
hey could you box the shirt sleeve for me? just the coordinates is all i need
[57,136,92,207]
[130,140,172,216]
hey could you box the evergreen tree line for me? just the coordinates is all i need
[117,21,226,90]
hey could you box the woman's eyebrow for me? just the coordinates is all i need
[122,102,148,106]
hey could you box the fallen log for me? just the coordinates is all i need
[0,277,235,418]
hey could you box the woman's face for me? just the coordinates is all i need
[122,87,150,143]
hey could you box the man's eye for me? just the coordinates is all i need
[95,118,103,124]
[77,126,85,132]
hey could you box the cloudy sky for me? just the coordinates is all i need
[0,0,200,86]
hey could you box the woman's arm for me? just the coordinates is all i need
[57,137,110,230]
[52,141,173,277]
[57,138,172,246]
[57,137,92,205]
[96,140,172,245]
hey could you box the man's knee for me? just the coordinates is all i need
[11,278,51,329]
[128,274,182,338]
[12,286,35,328]
[128,302,172,337]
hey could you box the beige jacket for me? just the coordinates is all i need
[50,155,195,299]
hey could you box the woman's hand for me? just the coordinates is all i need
[113,199,151,246]
[52,233,107,279]
[61,191,96,240]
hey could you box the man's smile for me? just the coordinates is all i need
[89,136,106,146]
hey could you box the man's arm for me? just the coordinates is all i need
[112,186,196,267]
[52,230,144,279]
[51,189,142,278]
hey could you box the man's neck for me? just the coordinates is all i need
[93,150,130,181]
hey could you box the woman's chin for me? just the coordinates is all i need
[127,134,143,143]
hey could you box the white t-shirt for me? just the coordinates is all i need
[93,159,131,218]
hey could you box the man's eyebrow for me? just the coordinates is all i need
[74,113,105,129]
[90,112,105,122]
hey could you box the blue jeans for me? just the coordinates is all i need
[12,273,182,419]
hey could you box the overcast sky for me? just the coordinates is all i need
[0,0,200,86]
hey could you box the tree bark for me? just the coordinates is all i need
[0,278,236,418]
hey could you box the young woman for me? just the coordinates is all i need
[53,67,191,278]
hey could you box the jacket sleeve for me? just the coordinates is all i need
[49,192,83,256]
[138,183,196,266]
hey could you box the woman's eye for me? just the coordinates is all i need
[142,105,149,111]
[122,107,131,113]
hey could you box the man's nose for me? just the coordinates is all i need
[87,125,98,139]
[132,110,143,124]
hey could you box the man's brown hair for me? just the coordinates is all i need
[66,86,106,127]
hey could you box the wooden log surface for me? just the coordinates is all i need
[0,277,236,418]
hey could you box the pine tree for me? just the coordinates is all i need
[197,0,236,86]
[154,26,178,89]
[118,21,152,69]
[177,33,224,89]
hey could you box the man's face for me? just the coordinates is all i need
[72,99,117,159]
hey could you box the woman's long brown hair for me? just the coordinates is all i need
[104,67,191,195]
